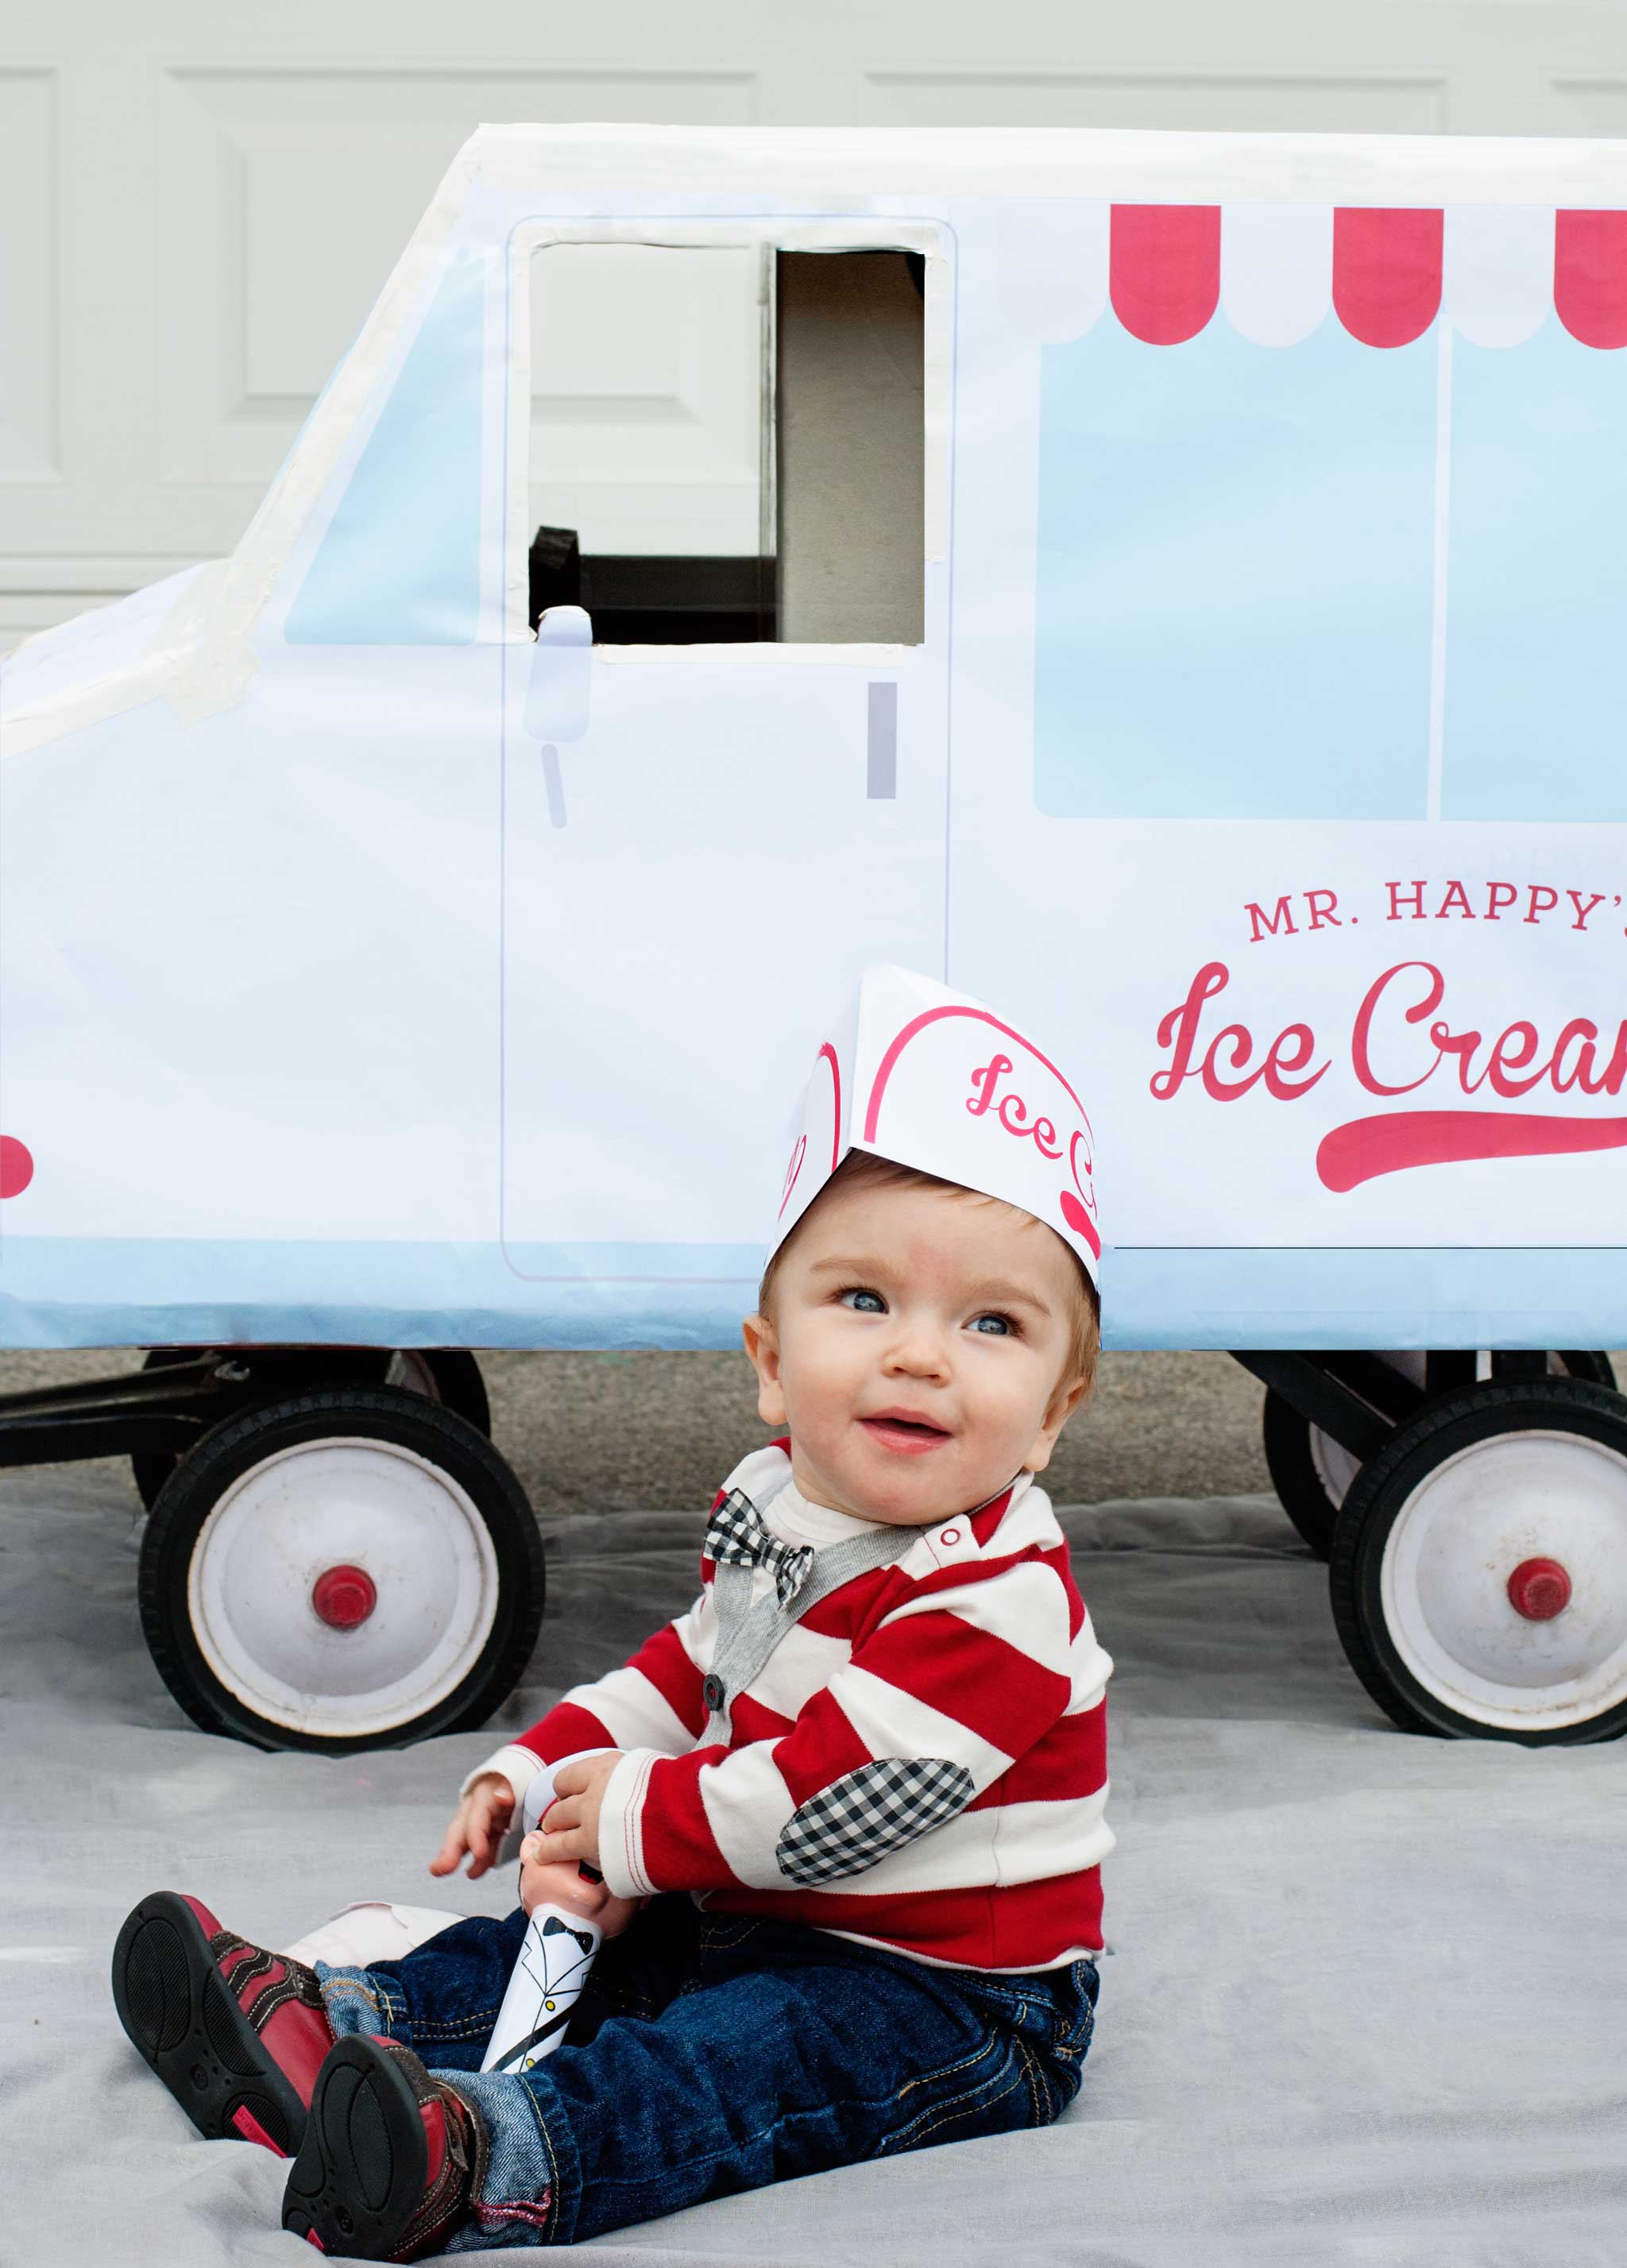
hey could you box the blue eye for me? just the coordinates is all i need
[839,1287,887,1313]
[970,1312,1014,1336]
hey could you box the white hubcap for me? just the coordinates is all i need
[187,1436,500,1738]
[1380,1428,1627,1729]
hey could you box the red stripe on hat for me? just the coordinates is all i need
[1554,210,1627,348]
[1109,204,1220,344]
[1331,208,1442,346]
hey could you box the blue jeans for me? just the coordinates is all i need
[318,1894,1099,2250]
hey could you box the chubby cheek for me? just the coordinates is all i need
[951,1367,1054,1472]
[779,1327,868,1447]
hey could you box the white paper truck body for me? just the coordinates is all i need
[6,124,1627,1354]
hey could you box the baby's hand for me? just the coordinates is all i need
[429,1771,514,1880]
[524,1752,623,1875]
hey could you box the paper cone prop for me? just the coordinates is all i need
[771,965,1100,1286]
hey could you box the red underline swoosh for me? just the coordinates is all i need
[1317,1111,1627,1193]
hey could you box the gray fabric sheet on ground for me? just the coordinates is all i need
[3,1466,1624,2264]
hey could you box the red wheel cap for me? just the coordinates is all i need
[1506,1556,1571,1621]
[311,1564,377,1630]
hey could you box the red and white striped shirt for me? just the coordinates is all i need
[476,1441,1112,1973]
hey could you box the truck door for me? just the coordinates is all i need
[499,227,953,1329]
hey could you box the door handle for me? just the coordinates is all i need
[867,682,897,798]
[526,605,592,742]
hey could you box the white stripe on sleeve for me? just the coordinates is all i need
[740,1621,853,1721]
[694,1742,801,1891]
[558,1663,695,1756]
[825,1663,1014,1790]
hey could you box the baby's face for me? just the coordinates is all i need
[744,1177,1088,1526]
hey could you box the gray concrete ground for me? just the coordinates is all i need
[0,1347,1272,1520]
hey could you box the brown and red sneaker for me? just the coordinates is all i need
[282,2034,488,2260]
[111,1891,333,2157]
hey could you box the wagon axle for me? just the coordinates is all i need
[0,1347,481,1475]
[1505,1557,1571,1621]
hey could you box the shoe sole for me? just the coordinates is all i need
[110,1891,307,2157]
[282,2035,429,2259]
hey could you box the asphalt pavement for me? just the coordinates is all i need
[0,1347,1273,1520]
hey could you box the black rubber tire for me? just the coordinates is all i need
[1328,1374,1627,1745]
[1264,1350,1617,1563]
[137,1385,543,1754]
[1261,1387,1346,1560]
[131,1347,492,1511]
[130,1347,199,1513]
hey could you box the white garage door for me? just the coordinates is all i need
[6,0,1627,653]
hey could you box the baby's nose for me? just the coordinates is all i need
[886,1328,950,1376]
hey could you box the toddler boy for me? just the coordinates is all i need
[112,966,1114,2257]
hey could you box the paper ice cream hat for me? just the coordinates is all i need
[771,964,1100,1288]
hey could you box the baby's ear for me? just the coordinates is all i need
[741,1312,787,1426]
[1023,1371,1092,1472]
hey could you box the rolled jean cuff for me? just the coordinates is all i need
[439,2066,585,2252]
[315,1961,414,2046]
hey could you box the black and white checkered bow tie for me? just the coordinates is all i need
[704,1489,816,1608]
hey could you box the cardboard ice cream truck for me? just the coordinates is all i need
[6,123,1627,1754]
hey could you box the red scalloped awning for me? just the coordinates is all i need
[1102,203,1627,349]
[1553,209,1627,349]
[1109,204,1220,345]
[1331,207,1443,346]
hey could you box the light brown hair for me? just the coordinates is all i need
[757,1147,1099,1402]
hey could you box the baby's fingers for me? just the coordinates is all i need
[524,1826,584,1868]
[427,1817,471,1877]
[468,1791,516,1877]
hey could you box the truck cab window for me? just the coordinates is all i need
[527,242,925,645]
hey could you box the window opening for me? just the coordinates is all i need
[775,250,925,645]
[526,243,925,645]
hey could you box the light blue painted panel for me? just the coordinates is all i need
[1443,319,1627,821]
[1034,315,1437,820]
[4,1236,1625,1354]
[1104,1244,1627,1351]
[286,255,485,646]
[0,1238,762,1353]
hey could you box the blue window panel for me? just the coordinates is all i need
[1034,315,1437,820]
[286,254,485,645]
[1443,320,1627,821]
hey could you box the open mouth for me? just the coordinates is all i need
[860,1412,953,1454]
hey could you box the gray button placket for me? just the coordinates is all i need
[699,1513,923,1746]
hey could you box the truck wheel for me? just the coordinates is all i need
[137,1385,542,1753]
[131,1348,491,1511]
[1328,1376,1627,1744]
[1264,1350,1615,1561]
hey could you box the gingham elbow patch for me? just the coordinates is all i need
[775,1758,976,1885]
